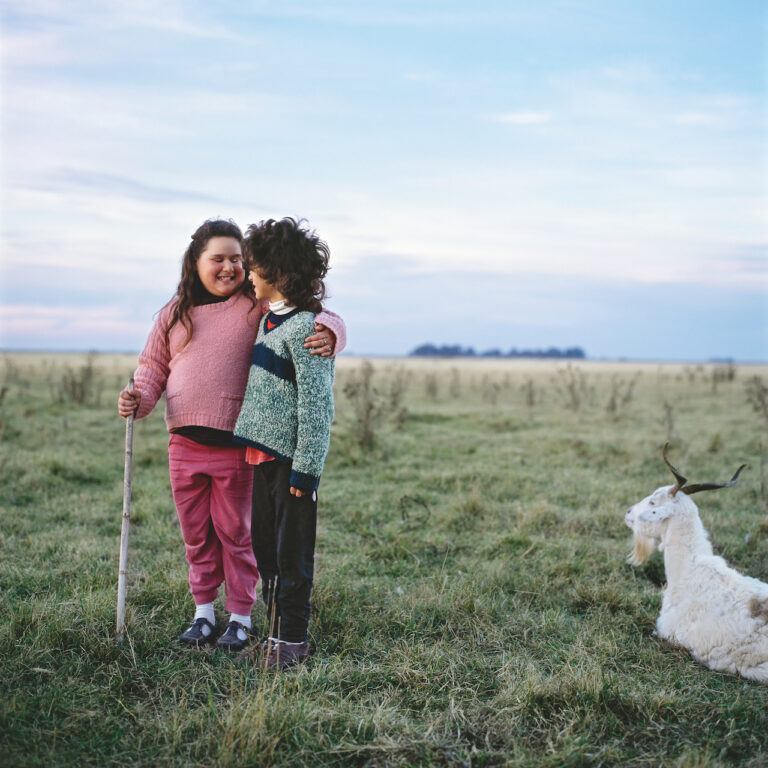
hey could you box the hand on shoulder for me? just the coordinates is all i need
[305,321,336,357]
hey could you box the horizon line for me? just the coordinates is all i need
[1,348,765,365]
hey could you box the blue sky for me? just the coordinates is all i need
[1,0,766,359]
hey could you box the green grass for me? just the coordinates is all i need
[1,353,767,767]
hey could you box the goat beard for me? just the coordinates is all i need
[628,533,657,566]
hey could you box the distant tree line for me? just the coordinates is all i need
[409,343,586,359]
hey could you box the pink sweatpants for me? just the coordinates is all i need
[168,434,259,614]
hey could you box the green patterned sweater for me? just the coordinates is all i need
[233,309,335,491]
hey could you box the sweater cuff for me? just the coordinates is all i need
[289,468,320,492]
[134,388,155,420]
[316,309,346,355]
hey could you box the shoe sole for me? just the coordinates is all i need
[263,648,312,670]
[179,635,217,647]
[216,641,250,652]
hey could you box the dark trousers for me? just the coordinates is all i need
[251,460,317,643]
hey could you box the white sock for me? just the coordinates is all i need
[268,636,304,646]
[230,613,252,641]
[194,603,215,636]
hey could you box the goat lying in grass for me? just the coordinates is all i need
[625,444,768,683]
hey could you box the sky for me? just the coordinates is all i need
[1,0,766,360]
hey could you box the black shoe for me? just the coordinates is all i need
[215,621,252,652]
[179,617,216,647]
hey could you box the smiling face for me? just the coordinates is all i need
[195,236,245,297]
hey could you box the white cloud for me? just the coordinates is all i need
[663,166,743,190]
[226,4,545,29]
[599,62,657,84]
[318,171,768,290]
[404,71,438,83]
[672,112,719,126]
[0,0,241,46]
[1,2,764,358]
[0,29,79,68]
[0,304,152,348]
[493,110,553,125]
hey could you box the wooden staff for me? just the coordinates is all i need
[116,376,135,643]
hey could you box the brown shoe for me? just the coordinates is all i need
[236,639,268,664]
[262,640,311,670]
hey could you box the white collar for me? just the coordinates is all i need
[269,299,296,315]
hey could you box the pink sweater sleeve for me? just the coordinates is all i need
[133,304,172,420]
[315,308,347,354]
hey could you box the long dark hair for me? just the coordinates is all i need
[165,218,256,349]
[244,217,329,313]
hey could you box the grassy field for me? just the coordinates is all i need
[1,352,767,767]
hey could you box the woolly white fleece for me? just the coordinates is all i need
[625,486,768,684]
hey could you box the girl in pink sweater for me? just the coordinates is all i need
[117,218,345,651]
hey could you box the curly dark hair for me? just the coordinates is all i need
[165,218,257,349]
[244,217,329,313]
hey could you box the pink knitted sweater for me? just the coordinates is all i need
[133,291,346,432]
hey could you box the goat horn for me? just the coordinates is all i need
[662,442,687,495]
[681,464,747,495]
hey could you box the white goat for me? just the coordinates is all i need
[625,444,768,683]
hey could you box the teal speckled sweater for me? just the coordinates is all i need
[233,309,335,491]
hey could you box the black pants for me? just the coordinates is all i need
[251,460,317,643]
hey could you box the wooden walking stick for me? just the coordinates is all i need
[116,376,135,643]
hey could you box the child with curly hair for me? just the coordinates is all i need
[233,217,335,669]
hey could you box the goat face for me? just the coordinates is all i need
[626,445,745,568]
[625,485,689,564]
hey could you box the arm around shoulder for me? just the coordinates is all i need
[314,308,347,355]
